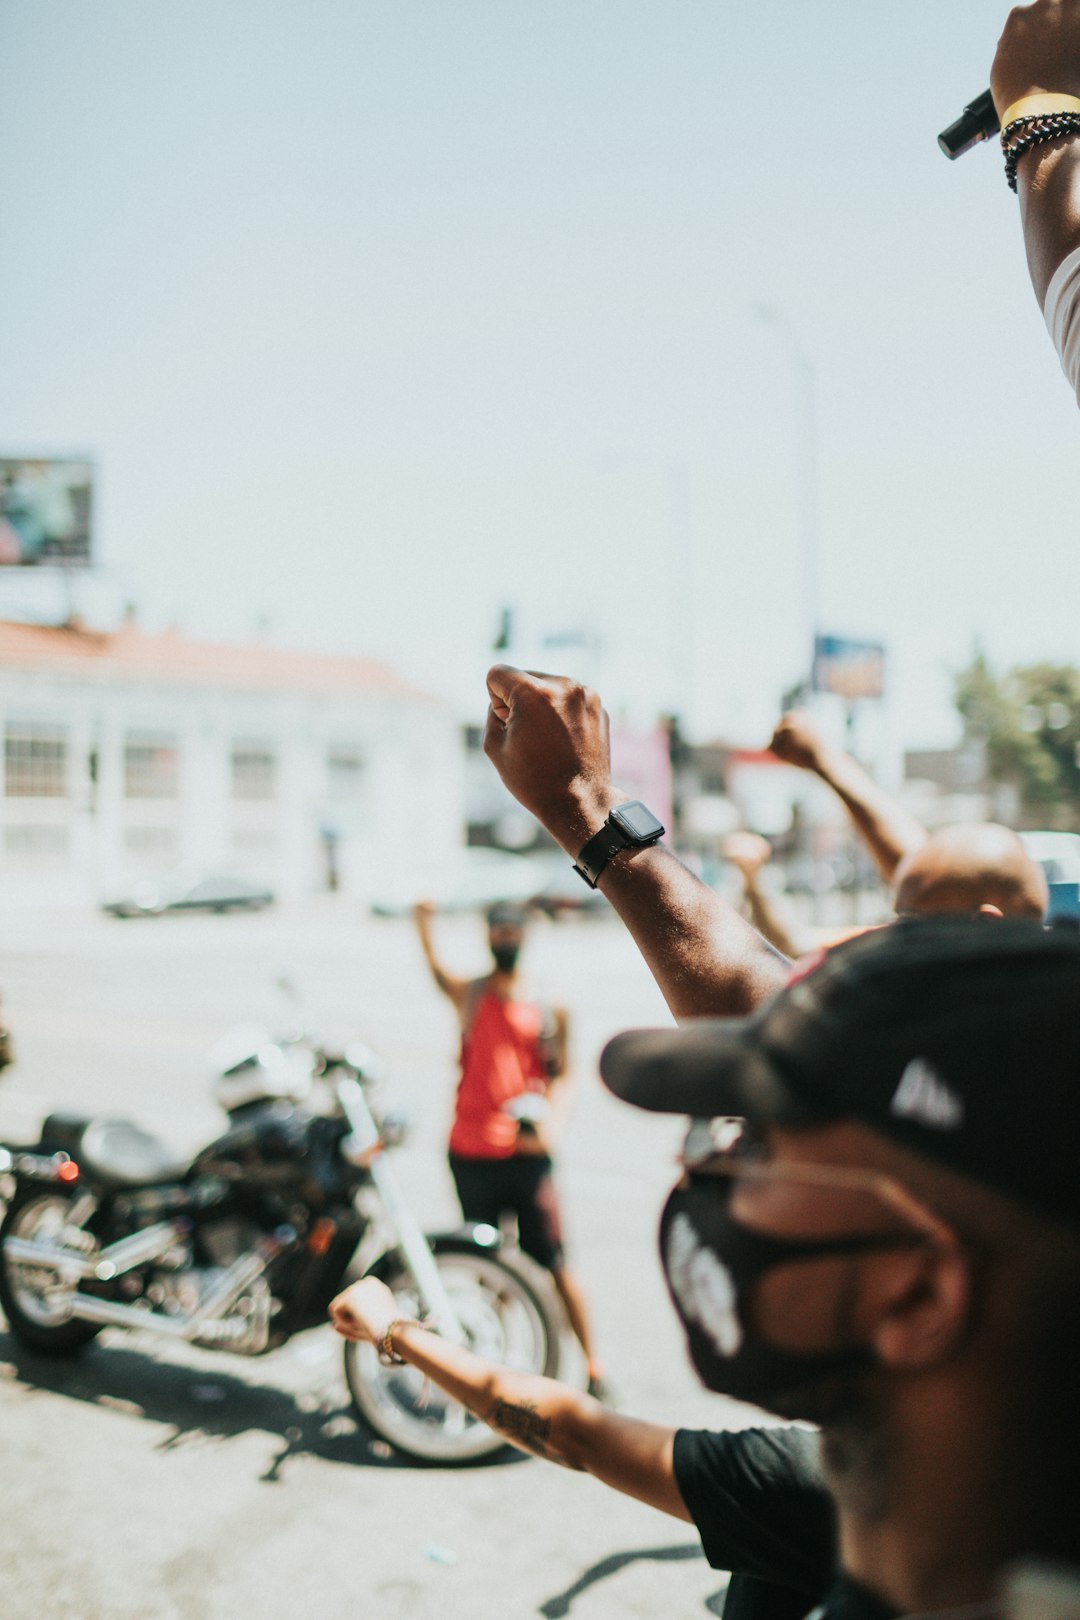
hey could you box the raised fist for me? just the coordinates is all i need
[768,710,828,773]
[329,1277,399,1345]
[484,665,619,854]
[722,831,774,880]
[992,1,1080,117]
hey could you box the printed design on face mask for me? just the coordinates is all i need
[664,1210,743,1357]
[890,1057,964,1130]
[783,947,828,988]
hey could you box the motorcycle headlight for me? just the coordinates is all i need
[378,1110,410,1149]
[342,1042,386,1085]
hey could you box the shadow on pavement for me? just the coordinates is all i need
[0,1325,526,1480]
[538,1542,728,1616]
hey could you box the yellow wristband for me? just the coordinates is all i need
[1001,94,1080,130]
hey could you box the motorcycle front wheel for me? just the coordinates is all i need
[343,1236,559,1464]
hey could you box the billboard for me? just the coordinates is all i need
[811,635,885,701]
[0,458,93,566]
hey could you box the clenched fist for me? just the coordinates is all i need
[329,1277,399,1345]
[992,1,1080,117]
[722,831,774,881]
[484,665,621,855]
[768,710,828,773]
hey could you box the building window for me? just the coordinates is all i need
[230,745,276,801]
[3,824,69,861]
[4,724,68,798]
[327,749,365,801]
[124,735,179,799]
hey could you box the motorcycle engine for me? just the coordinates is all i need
[143,1215,276,1356]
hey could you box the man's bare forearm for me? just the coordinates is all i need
[412,905,465,1004]
[594,844,789,1020]
[391,1321,584,1464]
[1017,142,1080,307]
[389,1323,688,1517]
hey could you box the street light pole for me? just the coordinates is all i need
[754,304,820,700]
[665,457,694,721]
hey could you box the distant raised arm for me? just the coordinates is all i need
[413,901,470,1013]
[722,831,807,961]
[769,711,926,886]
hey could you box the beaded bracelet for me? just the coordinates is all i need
[377,1317,423,1365]
[1002,111,1080,191]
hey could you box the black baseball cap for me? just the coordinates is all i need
[600,918,1080,1230]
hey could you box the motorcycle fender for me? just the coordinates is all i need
[361,1223,504,1282]
[425,1223,503,1251]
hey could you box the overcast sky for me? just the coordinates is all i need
[1,0,1077,751]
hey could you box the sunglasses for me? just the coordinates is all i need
[680,1118,959,1250]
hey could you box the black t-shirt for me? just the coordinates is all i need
[673,1425,838,1620]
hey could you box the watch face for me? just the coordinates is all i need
[612,801,664,841]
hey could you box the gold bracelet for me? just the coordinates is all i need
[1001,93,1080,129]
[377,1317,422,1365]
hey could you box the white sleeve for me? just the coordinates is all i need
[1043,243,1080,406]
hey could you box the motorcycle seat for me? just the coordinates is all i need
[78,1119,192,1188]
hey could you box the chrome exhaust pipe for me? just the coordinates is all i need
[66,1229,290,1341]
[3,1236,89,1283]
[182,1243,278,1335]
[67,1294,194,1337]
[4,1220,181,1283]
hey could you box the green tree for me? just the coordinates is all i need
[954,650,1080,830]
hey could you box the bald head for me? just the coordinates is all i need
[893,823,1048,921]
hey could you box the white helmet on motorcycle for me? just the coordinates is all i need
[210,1023,314,1115]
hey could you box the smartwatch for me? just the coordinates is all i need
[573,801,666,888]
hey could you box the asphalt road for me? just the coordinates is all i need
[0,898,763,1620]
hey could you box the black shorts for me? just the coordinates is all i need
[448,1152,565,1273]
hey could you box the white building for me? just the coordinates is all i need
[0,618,463,906]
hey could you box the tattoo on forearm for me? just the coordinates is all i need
[490,1398,556,1460]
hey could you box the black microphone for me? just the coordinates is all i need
[938,89,999,159]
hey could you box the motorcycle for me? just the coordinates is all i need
[0,1023,561,1464]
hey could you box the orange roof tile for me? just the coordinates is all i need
[0,619,435,702]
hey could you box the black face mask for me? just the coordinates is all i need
[659,1177,920,1417]
[491,944,521,974]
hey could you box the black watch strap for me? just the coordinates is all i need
[573,802,665,889]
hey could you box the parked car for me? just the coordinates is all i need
[103,874,275,918]
[370,847,609,920]
[1019,831,1080,925]
[370,848,544,918]
[524,851,610,918]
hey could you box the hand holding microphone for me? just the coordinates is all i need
[940,2,1080,165]
[938,88,999,159]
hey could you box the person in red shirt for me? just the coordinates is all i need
[413,898,607,1395]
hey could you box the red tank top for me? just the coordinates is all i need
[449,987,547,1159]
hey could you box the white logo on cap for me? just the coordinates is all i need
[890,1057,964,1130]
[664,1211,742,1357]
